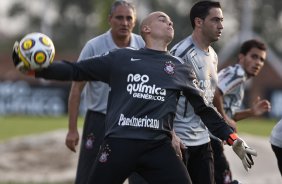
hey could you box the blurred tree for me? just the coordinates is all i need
[2,0,282,59]
[253,0,282,56]
[1,0,282,118]
[51,0,96,54]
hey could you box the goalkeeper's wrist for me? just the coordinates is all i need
[227,133,238,145]
[26,70,35,76]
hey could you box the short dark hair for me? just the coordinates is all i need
[189,1,221,29]
[110,0,136,17]
[240,39,267,55]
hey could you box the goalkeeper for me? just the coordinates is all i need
[12,11,257,184]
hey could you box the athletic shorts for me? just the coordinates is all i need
[75,110,106,184]
[271,144,282,176]
[182,142,215,184]
[211,138,232,184]
[128,172,148,184]
[87,137,192,184]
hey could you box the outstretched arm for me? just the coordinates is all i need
[12,40,112,82]
[233,96,271,121]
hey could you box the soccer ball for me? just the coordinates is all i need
[18,32,55,70]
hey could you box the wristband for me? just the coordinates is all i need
[227,133,238,145]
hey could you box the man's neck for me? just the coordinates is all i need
[145,39,169,52]
[112,35,131,48]
[192,32,211,52]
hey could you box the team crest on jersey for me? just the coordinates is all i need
[164,61,175,75]
[99,144,111,163]
[85,133,95,149]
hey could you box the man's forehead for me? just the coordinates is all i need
[207,7,223,18]
[249,48,267,55]
[151,12,170,20]
[112,5,135,15]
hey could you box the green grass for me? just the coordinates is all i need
[0,116,83,141]
[237,118,277,137]
[0,116,278,142]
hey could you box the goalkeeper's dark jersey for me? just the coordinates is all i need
[36,48,233,141]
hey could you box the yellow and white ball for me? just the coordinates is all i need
[18,32,55,70]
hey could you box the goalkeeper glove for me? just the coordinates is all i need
[12,41,35,76]
[232,137,257,171]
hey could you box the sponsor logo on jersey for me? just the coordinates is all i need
[164,61,175,75]
[118,113,160,129]
[126,73,166,101]
[198,79,216,104]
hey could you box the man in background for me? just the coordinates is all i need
[64,1,145,183]
[213,39,270,184]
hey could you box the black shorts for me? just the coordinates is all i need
[128,172,148,184]
[87,137,192,184]
[75,110,106,184]
[211,138,232,184]
[182,142,215,184]
[271,144,282,176]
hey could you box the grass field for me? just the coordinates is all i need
[236,118,277,136]
[0,116,83,141]
[0,116,278,141]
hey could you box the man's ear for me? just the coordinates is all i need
[143,25,151,33]
[195,17,203,27]
[238,53,244,64]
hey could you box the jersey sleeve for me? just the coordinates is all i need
[35,51,115,83]
[217,65,245,95]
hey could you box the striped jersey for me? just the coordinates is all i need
[217,64,247,118]
[78,30,145,114]
[171,36,218,146]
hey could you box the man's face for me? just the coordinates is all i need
[240,47,266,77]
[201,7,224,43]
[147,12,174,43]
[109,5,136,38]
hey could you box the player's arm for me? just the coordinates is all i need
[34,59,106,81]
[183,86,257,171]
[233,108,255,121]
[12,42,113,82]
[182,68,257,171]
[233,96,271,121]
[213,87,237,131]
[65,42,93,153]
[184,88,233,141]
[177,61,232,140]
[65,81,86,152]
[32,50,113,83]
